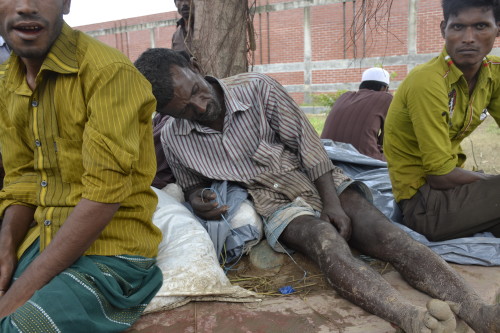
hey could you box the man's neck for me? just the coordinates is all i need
[457,63,482,96]
[21,57,44,91]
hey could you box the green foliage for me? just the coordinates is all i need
[312,90,348,108]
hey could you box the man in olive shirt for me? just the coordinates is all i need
[0,0,162,331]
[384,0,500,241]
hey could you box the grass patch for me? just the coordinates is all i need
[306,113,328,135]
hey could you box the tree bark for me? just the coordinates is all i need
[191,0,254,78]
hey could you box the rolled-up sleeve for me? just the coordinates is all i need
[81,64,156,203]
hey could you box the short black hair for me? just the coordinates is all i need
[134,48,191,110]
[442,0,500,23]
[359,80,388,91]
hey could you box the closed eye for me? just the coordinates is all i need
[191,84,199,96]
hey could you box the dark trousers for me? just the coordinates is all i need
[400,175,500,241]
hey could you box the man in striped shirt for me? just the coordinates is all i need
[0,0,162,331]
[135,48,499,333]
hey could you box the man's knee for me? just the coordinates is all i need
[282,216,351,255]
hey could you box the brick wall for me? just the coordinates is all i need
[74,0,500,106]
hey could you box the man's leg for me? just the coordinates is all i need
[402,175,500,241]
[340,188,499,333]
[279,209,456,333]
[1,239,162,333]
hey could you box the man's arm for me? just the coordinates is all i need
[314,172,352,240]
[426,167,490,190]
[0,199,119,317]
[0,205,35,296]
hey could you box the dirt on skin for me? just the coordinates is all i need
[226,250,394,297]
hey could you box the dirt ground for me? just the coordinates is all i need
[461,116,500,174]
[227,250,393,298]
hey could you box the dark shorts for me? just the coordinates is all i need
[400,175,500,241]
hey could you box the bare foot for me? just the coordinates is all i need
[401,299,456,333]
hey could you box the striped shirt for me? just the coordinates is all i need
[0,23,162,257]
[162,73,347,217]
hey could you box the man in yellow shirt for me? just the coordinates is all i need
[385,0,500,241]
[0,0,162,331]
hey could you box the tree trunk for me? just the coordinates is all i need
[191,0,254,78]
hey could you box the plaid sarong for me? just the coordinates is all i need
[1,238,162,332]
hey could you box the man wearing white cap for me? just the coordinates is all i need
[321,67,392,161]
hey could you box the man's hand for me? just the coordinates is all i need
[314,171,352,241]
[188,188,228,220]
[320,206,352,241]
[0,205,36,298]
[0,245,16,297]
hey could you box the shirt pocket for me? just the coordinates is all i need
[55,137,84,184]
[251,140,283,168]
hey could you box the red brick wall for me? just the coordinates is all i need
[74,1,500,105]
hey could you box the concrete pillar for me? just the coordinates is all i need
[150,28,156,48]
[407,0,418,72]
[303,6,312,104]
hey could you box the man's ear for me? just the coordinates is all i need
[440,20,446,39]
[63,0,71,15]
[189,57,205,76]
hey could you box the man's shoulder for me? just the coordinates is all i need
[73,28,136,71]
[486,54,500,75]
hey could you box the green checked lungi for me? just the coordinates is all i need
[1,238,162,333]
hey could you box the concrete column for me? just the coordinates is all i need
[150,28,156,48]
[303,6,312,104]
[407,0,418,72]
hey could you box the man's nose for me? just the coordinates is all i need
[16,0,39,16]
[191,97,208,113]
[462,26,476,43]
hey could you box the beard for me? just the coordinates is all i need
[4,14,63,60]
[196,84,223,122]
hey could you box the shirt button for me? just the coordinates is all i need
[273,183,279,188]
[44,220,51,226]
[31,100,38,107]
[35,139,41,147]
[41,180,48,187]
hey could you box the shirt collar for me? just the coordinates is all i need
[172,75,251,136]
[440,47,492,84]
[0,36,6,47]
[40,22,79,75]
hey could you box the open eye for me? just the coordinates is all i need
[451,24,463,31]
[476,23,488,30]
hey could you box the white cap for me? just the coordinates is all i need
[361,67,390,85]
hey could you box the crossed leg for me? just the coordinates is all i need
[279,188,499,333]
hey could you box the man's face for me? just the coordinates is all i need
[441,7,500,72]
[0,0,70,60]
[160,65,222,123]
[174,0,193,21]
